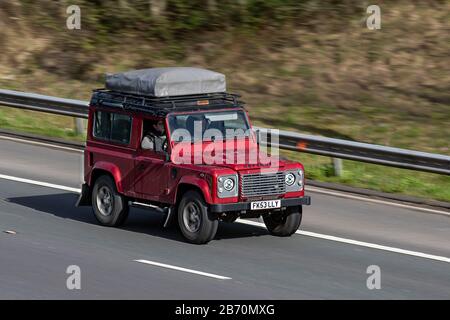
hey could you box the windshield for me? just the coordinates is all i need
[168,110,250,142]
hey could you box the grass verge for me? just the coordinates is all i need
[0,107,86,142]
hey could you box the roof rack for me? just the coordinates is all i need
[90,89,245,116]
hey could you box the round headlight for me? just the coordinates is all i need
[285,173,296,186]
[223,178,235,191]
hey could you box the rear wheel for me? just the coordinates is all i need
[92,175,129,227]
[178,190,218,244]
[263,206,302,237]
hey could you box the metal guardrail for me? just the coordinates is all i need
[257,128,450,175]
[0,89,89,118]
[1,89,449,175]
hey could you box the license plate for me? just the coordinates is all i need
[250,200,281,210]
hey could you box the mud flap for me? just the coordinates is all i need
[75,183,91,207]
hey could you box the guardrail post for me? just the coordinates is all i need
[332,158,343,177]
[74,118,85,135]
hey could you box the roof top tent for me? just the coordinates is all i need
[92,67,244,115]
[105,67,227,97]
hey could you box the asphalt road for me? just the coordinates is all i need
[0,137,449,299]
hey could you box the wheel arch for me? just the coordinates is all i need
[176,183,207,204]
[89,162,123,193]
[174,175,212,205]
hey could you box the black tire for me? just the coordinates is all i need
[177,190,218,244]
[92,175,129,227]
[263,206,302,237]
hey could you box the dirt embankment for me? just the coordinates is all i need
[0,1,448,152]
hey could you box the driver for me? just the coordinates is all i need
[141,119,166,152]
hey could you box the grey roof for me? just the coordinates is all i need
[105,67,226,97]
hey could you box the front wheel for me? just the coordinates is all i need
[263,206,302,237]
[177,190,218,244]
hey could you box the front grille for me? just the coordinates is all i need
[241,172,286,197]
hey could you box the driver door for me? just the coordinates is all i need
[134,118,170,201]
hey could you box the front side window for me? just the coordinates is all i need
[141,118,167,153]
[93,111,132,144]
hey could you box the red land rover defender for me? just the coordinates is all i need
[76,67,310,244]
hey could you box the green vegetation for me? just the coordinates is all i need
[0,1,448,201]
[0,107,86,142]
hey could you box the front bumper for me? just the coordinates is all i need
[210,196,311,213]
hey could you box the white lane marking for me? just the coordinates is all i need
[0,174,81,193]
[237,219,450,263]
[306,186,450,216]
[1,173,449,264]
[0,135,83,153]
[1,134,449,215]
[134,259,231,280]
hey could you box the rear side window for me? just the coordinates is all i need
[93,111,132,144]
